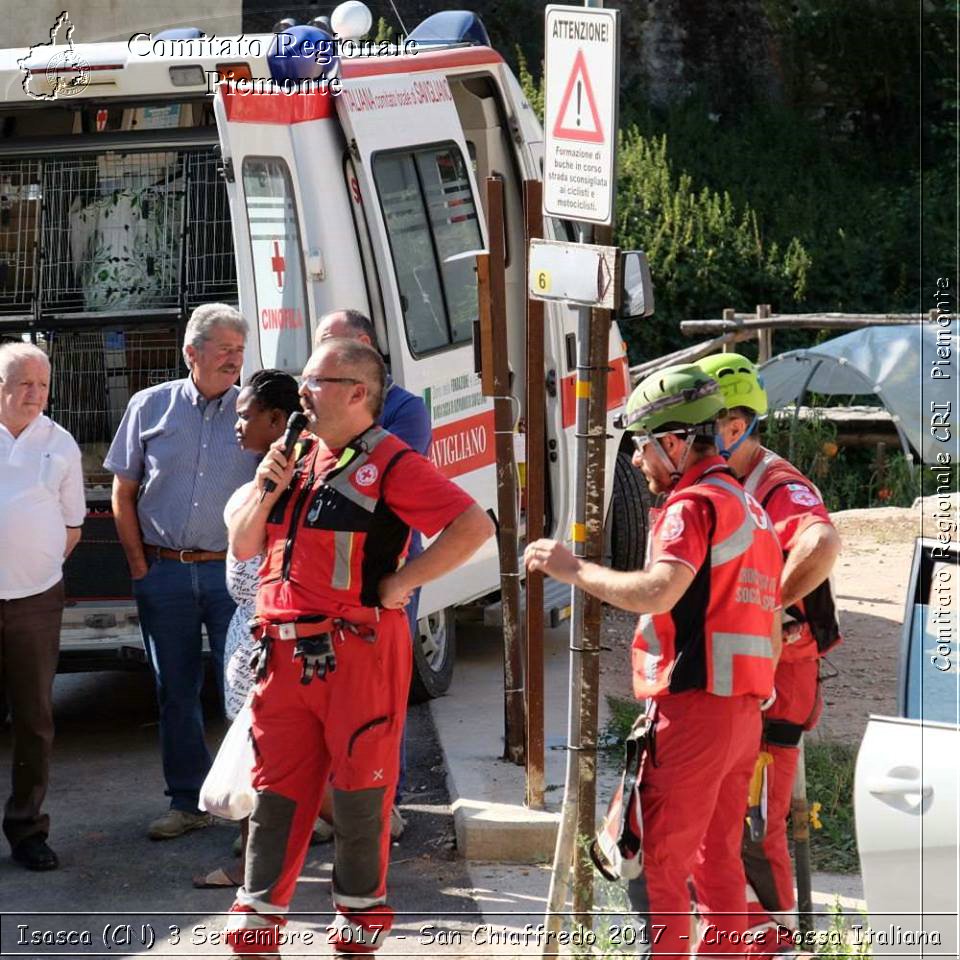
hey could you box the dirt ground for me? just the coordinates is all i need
[599,505,924,746]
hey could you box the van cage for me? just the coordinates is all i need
[0,147,236,325]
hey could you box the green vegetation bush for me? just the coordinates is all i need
[761,411,923,511]
[615,131,811,360]
[803,740,860,875]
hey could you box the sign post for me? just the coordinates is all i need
[539,1,620,946]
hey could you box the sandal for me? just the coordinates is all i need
[192,866,243,889]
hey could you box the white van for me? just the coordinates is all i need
[0,9,648,698]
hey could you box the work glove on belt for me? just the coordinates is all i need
[294,633,337,684]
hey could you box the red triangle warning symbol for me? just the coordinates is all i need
[552,48,604,144]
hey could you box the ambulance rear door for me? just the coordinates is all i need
[335,70,499,617]
[213,88,319,379]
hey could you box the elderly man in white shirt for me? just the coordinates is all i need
[0,342,84,871]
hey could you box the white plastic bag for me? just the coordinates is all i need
[200,700,256,820]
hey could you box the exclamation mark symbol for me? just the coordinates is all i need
[576,79,582,126]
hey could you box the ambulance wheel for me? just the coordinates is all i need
[610,449,650,571]
[410,608,456,702]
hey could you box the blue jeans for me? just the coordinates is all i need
[396,589,420,803]
[133,557,235,812]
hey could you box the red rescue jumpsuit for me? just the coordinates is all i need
[627,457,784,957]
[738,448,840,935]
[226,426,475,956]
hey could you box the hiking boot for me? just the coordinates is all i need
[148,809,213,840]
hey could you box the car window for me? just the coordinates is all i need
[904,550,959,725]
[374,143,482,357]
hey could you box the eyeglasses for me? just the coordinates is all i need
[631,432,683,453]
[299,375,361,391]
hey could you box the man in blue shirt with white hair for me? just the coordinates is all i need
[105,303,257,840]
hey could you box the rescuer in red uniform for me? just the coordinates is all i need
[525,364,784,957]
[225,338,493,956]
[697,353,841,943]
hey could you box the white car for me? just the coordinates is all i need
[854,537,959,956]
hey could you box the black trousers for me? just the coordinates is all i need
[0,579,64,847]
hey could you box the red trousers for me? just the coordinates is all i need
[627,690,762,957]
[743,657,820,929]
[227,609,411,956]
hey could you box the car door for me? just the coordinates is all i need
[213,88,317,377]
[854,537,959,956]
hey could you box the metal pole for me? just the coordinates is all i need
[484,176,526,765]
[572,221,613,921]
[791,737,814,934]
[524,179,546,809]
[542,224,593,948]
[543,0,613,944]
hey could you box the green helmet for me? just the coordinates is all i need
[624,364,726,435]
[696,353,768,416]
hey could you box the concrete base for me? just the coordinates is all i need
[453,798,560,862]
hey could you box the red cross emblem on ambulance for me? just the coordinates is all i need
[271,239,285,292]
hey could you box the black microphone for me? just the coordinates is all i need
[262,411,308,497]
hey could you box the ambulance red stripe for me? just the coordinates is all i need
[429,409,495,479]
[341,47,503,79]
[221,48,504,124]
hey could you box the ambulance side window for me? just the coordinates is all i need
[241,157,310,372]
[374,143,482,357]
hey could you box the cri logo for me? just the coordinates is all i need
[355,464,379,487]
[745,493,768,530]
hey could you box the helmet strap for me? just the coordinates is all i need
[652,433,696,486]
[673,433,697,479]
[718,414,758,460]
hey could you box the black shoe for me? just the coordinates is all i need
[12,835,59,871]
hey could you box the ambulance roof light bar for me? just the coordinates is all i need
[407,11,491,48]
[267,24,340,84]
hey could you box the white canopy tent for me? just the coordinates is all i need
[760,324,958,465]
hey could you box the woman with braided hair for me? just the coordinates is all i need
[193,368,302,889]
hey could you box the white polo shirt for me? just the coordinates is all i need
[0,414,85,600]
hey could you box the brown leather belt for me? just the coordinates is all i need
[144,545,227,564]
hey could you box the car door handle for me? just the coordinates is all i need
[868,777,933,799]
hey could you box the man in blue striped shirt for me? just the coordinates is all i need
[105,304,258,840]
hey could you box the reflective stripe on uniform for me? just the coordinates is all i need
[327,469,378,513]
[637,614,663,687]
[332,530,354,590]
[711,632,773,696]
[743,449,780,497]
[701,477,756,566]
[232,890,290,917]
[324,426,393,514]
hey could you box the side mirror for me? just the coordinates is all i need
[617,251,654,319]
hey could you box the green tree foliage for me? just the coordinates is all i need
[616,131,810,360]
